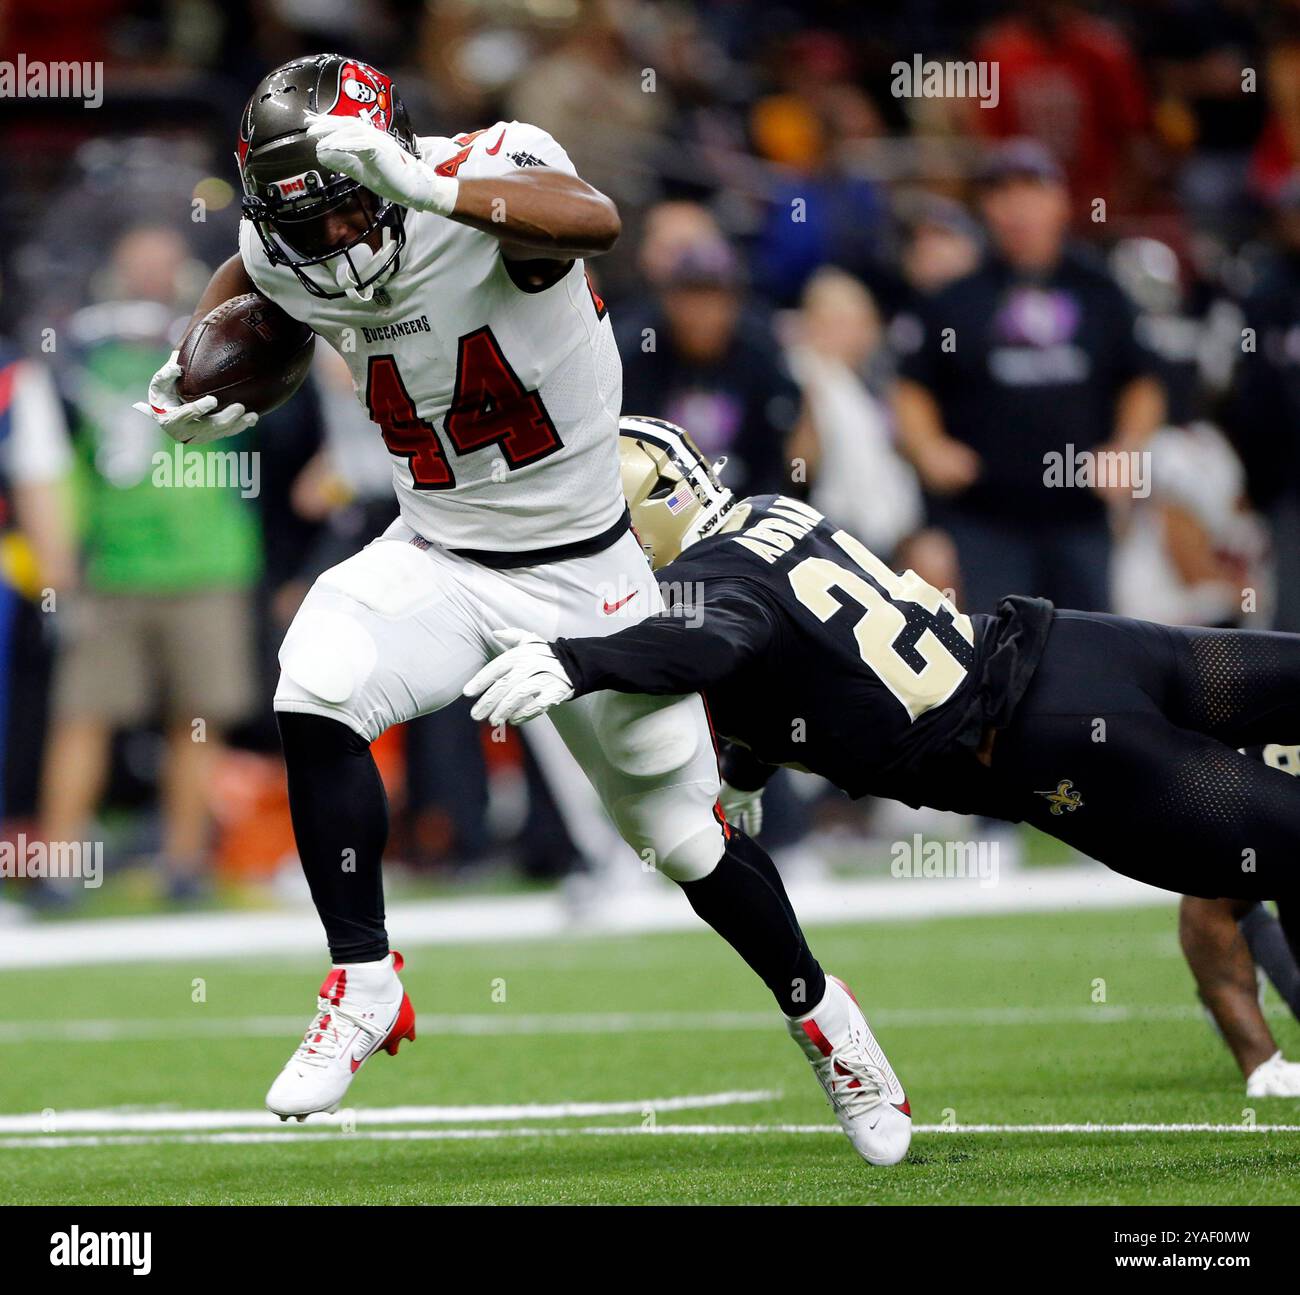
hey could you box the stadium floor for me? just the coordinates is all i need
[4,905,1300,1205]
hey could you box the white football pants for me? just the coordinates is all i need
[273,521,726,882]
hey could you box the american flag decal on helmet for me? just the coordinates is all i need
[665,485,694,514]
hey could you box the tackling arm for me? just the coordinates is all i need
[555,588,776,698]
[464,584,777,727]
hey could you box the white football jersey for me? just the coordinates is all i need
[239,121,624,553]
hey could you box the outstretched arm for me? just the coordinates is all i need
[557,590,775,697]
[464,585,777,727]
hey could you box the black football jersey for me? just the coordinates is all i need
[553,495,1053,802]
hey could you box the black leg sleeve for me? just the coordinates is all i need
[678,830,826,1016]
[278,711,390,964]
[1258,900,1300,1024]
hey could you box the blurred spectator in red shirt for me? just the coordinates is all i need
[1248,5,1300,203]
[973,0,1152,220]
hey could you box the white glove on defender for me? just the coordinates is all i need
[132,351,258,444]
[305,114,459,216]
[464,629,576,726]
[720,781,764,837]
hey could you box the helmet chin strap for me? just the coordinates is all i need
[335,225,397,302]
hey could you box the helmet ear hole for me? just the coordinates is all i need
[647,475,677,499]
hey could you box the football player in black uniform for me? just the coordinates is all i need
[467,415,1300,929]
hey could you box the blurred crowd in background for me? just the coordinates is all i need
[4,0,1300,909]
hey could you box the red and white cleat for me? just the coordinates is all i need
[265,951,415,1121]
[787,974,912,1166]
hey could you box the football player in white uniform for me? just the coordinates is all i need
[134,55,911,1167]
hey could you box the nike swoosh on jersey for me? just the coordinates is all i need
[485,128,506,155]
[602,591,638,615]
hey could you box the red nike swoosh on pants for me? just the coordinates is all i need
[602,591,638,615]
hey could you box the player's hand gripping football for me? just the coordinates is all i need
[133,351,258,444]
[305,114,458,216]
[464,629,576,726]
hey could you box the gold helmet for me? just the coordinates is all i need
[619,415,736,569]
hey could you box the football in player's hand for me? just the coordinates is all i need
[177,292,315,416]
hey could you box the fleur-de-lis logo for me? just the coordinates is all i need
[1036,779,1083,815]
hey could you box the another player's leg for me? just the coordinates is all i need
[1179,896,1300,1095]
[551,683,911,1165]
[265,535,487,1118]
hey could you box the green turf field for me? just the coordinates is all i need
[3,903,1300,1205]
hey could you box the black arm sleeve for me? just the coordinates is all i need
[553,580,777,697]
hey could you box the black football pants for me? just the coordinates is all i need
[987,612,1300,900]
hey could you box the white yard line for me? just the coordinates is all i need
[918,1123,1300,1133]
[5,1121,1300,1151]
[0,1001,1273,1045]
[0,865,1172,968]
[0,1090,781,1134]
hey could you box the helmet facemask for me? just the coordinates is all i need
[241,168,405,302]
[236,54,415,301]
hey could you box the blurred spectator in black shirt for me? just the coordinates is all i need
[894,139,1165,614]
[616,239,802,498]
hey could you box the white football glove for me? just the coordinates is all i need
[464,629,576,726]
[132,351,258,444]
[719,781,764,838]
[304,113,459,216]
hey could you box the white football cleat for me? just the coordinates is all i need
[788,974,912,1166]
[1246,1051,1300,1097]
[266,951,416,1121]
